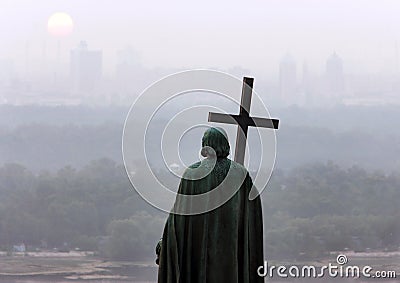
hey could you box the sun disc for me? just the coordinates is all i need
[48,12,74,37]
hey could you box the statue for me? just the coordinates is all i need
[157,127,264,283]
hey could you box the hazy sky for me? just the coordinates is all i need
[1,0,400,77]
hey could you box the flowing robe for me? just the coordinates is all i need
[158,157,264,283]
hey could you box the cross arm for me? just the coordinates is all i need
[208,112,279,129]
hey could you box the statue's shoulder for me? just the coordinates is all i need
[181,161,203,179]
[188,161,202,169]
[182,158,249,180]
[228,159,249,176]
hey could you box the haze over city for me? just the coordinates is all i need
[1,0,400,79]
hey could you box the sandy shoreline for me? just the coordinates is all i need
[0,251,398,282]
[0,252,157,282]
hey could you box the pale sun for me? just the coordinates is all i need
[47,12,74,37]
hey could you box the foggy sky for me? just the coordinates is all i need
[1,0,400,77]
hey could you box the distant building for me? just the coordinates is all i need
[169,163,180,172]
[116,46,139,76]
[279,54,297,101]
[70,41,102,92]
[114,46,148,99]
[300,61,313,105]
[115,46,138,90]
[0,59,13,86]
[13,243,26,252]
[326,52,345,94]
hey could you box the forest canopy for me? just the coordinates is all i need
[0,159,398,260]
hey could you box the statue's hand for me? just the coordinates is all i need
[155,239,162,265]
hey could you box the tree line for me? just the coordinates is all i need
[0,159,398,260]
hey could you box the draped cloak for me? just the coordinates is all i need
[157,157,264,283]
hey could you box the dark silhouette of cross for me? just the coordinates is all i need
[208,77,279,165]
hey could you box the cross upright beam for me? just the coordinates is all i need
[235,77,253,165]
[208,77,279,165]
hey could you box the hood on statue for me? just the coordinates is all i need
[201,127,230,158]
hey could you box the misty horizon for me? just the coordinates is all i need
[1,0,400,78]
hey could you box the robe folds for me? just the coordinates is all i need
[158,157,264,283]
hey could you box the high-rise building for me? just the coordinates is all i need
[116,46,139,70]
[0,59,13,86]
[279,54,297,100]
[70,41,102,92]
[115,46,139,85]
[326,52,344,93]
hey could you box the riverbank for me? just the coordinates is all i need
[0,251,157,282]
[0,251,398,282]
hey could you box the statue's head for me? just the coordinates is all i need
[201,127,230,158]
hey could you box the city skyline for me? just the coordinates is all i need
[1,0,400,78]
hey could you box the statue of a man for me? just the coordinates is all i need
[157,127,264,283]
